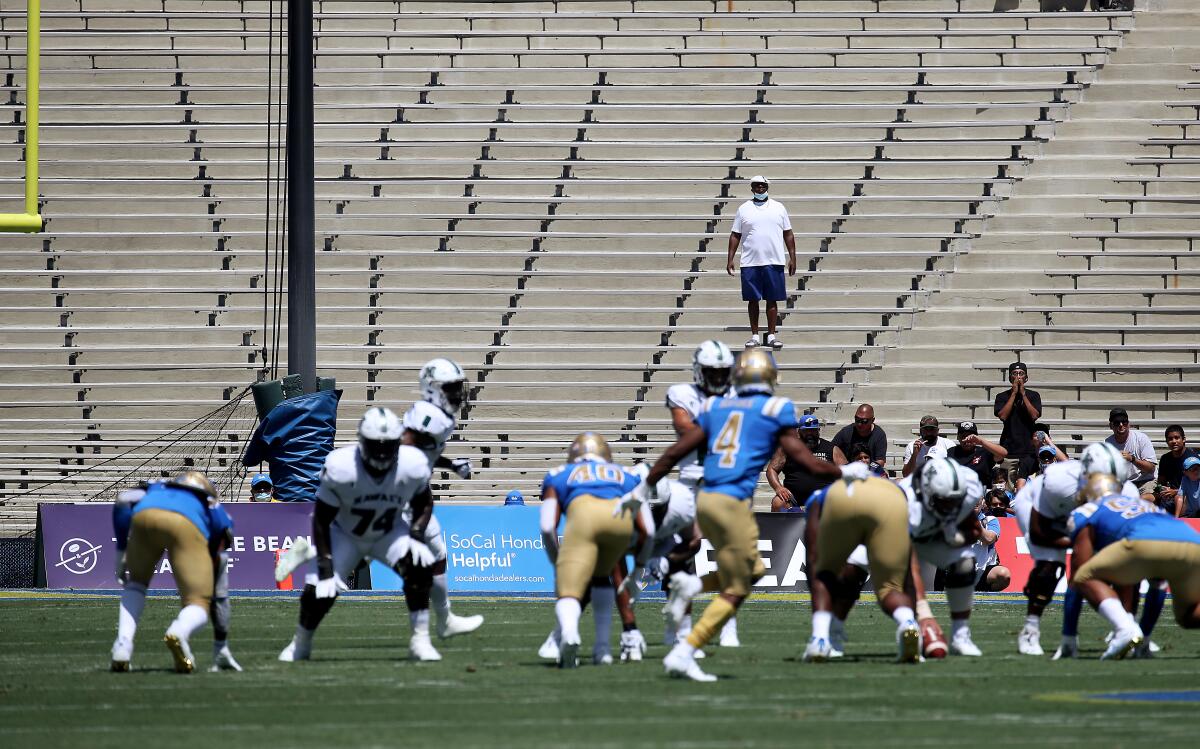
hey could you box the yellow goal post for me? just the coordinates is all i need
[0,0,40,232]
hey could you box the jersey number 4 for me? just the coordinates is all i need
[713,411,743,468]
[350,507,397,536]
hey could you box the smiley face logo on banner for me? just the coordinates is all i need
[57,537,102,575]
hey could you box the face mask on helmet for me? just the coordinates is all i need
[419,358,468,414]
[358,407,403,477]
[917,459,966,518]
[439,379,467,411]
[359,436,400,476]
[697,366,732,396]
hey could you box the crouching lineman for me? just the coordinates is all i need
[641,349,869,681]
[1069,468,1200,659]
[399,358,484,653]
[110,471,234,673]
[1012,443,1138,655]
[904,458,987,657]
[539,432,654,668]
[804,474,922,664]
[279,407,440,662]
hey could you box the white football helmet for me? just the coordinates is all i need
[1041,461,1083,518]
[917,458,968,519]
[692,340,735,396]
[419,358,467,414]
[358,406,403,475]
[1079,441,1127,482]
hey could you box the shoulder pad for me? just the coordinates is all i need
[762,396,792,419]
[665,383,700,412]
[396,445,433,479]
[321,445,361,484]
[403,400,454,432]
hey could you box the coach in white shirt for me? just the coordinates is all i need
[726,175,796,350]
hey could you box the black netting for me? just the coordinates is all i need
[0,538,36,588]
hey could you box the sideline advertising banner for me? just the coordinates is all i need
[38,502,313,589]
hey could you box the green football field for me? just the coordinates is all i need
[1,593,1197,748]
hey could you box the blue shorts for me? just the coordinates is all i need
[740,264,787,302]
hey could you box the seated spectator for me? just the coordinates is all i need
[249,472,275,502]
[948,421,1008,486]
[767,415,845,512]
[1179,457,1200,519]
[845,442,887,477]
[901,415,956,478]
[973,496,1011,592]
[1015,423,1068,490]
[831,404,887,467]
[1104,407,1157,489]
[985,486,1012,517]
[1148,425,1198,513]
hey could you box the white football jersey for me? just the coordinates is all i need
[899,467,983,547]
[1035,459,1138,520]
[666,383,733,485]
[654,479,697,544]
[402,400,456,466]
[316,444,431,540]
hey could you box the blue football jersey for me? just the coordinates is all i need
[1070,494,1200,551]
[541,459,642,511]
[131,482,234,542]
[695,393,799,500]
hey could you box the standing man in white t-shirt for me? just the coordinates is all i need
[726,175,796,350]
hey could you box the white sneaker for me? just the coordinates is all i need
[949,630,983,657]
[802,636,832,663]
[210,644,243,672]
[1018,625,1044,656]
[719,619,740,648]
[693,648,706,659]
[274,537,316,583]
[829,619,847,659]
[896,621,921,664]
[593,650,613,666]
[437,613,483,640]
[745,336,760,348]
[1149,639,1162,654]
[1100,626,1143,661]
[1051,636,1078,661]
[663,645,717,682]
[766,333,783,350]
[409,635,443,662]
[620,630,646,662]
[663,573,702,630]
[558,639,580,669]
[538,631,561,660]
[110,637,133,672]
[163,632,195,674]
[278,636,311,662]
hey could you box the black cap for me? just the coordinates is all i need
[957,421,978,435]
[1109,407,1128,422]
[1008,361,1028,375]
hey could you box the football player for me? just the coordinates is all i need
[663,340,740,647]
[804,475,922,664]
[1069,474,1200,659]
[278,407,439,662]
[399,358,485,655]
[539,432,653,668]
[1013,443,1138,655]
[641,349,869,681]
[903,459,987,657]
[109,471,234,673]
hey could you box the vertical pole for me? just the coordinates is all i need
[286,0,316,393]
[25,0,38,219]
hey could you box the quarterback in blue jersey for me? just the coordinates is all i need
[110,471,234,674]
[1070,472,1200,659]
[642,349,870,681]
[540,432,653,668]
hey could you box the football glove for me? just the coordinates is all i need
[396,536,437,567]
[618,569,646,601]
[314,574,348,599]
[646,556,670,581]
[114,551,127,584]
[839,462,871,481]
[450,458,472,480]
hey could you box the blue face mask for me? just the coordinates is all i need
[752,192,768,202]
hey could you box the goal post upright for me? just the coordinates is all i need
[0,0,41,233]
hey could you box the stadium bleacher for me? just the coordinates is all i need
[0,0,1196,534]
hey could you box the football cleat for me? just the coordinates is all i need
[1100,627,1143,661]
[274,537,316,583]
[1052,636,1079,661]
[210,644,243,672]
[437,613,484,640]
[718,618,740,648]
[110,637,133,672]
[1017,625,1044,656]
[593,650,613,666]
[558,640,580,669]
[802,636,832,663]
[896,621,922,664]
[538,631,561,660]
[409,635,443,662]
[921,619,947,660]
[620,630,647,662]
[949,630,983,657]
[1131,639,1155,659]
[163,633,195,674]
[663,645,717,683]
[278,636,311,662]
[663,572,702,630]
[829,619,847,659]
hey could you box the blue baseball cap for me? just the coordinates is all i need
[798,414,820,430]
[1038,445,1058,459]
[504,490,525,506]
[250,472,273,488]
[1184,456,1200,471]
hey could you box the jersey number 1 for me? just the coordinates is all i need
[713,411,743,468]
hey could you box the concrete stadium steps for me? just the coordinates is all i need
[0,0,1173,524]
